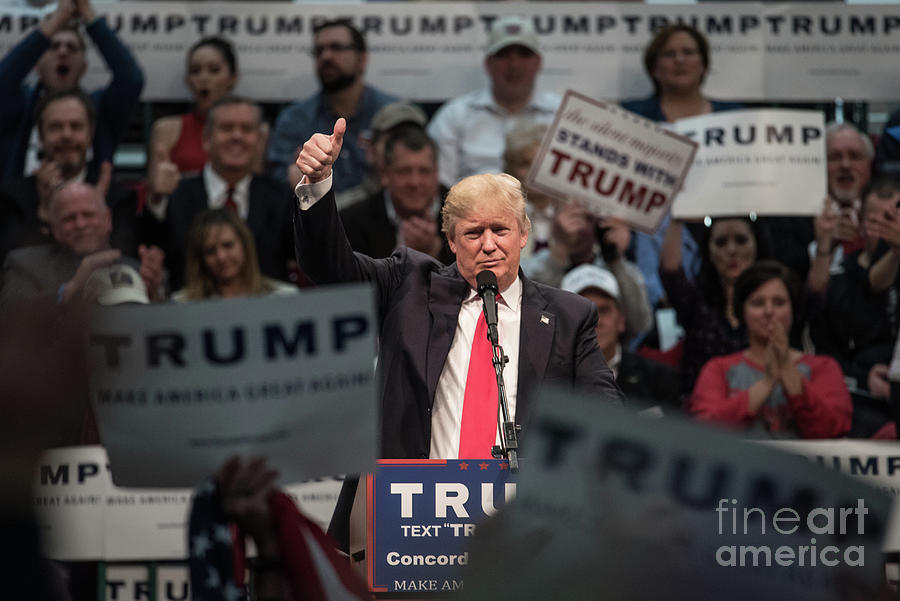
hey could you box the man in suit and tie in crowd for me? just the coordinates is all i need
[294,118,623,461]
[143,96,295,290]
[339,125,455,265]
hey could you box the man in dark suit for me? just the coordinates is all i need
[339,126,454,265]
[294,118,622,460]
[143,96,294,290]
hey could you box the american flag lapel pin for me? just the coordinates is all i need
[540,315,550,325]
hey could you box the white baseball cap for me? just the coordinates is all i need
[560,264,620,302]
[486,16,540,56]
[83,263,150,305]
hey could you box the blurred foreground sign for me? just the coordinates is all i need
[528,90,697,234]
[462,390,891,601]
[673,109,826,218]
[88,286,377,487]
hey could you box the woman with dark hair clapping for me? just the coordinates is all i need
[689,261,851,439]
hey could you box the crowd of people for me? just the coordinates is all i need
[3,3,900,599]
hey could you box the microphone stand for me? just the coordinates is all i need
[487,323,519,472]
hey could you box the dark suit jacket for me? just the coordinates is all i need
[617,351,681,413]
[295,187,623,459]
[339,188,455,265]
[143,174,294,290]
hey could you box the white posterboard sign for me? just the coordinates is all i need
[672,109,826,219]
[34,446,343,561]
[88,286,377,488]
[462,390,891,601]
[528,90,697,234]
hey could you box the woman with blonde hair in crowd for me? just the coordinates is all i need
[172,209,295,301]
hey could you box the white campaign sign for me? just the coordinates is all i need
[88,286,377,487]
[34,446,343,561]
[672,109,826,218]
[528,90,696,234]
[1,3,899,101]
[463,391,892,601]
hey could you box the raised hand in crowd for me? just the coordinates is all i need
[148,144,181,198]
[39,0,77,37]
[400,214,443,258]
[296,118,345,184]
[217,456,286,599]
[864,200,900,253]
[550,200,594,264]
[35,159,64,223]
[832,200,862,243]
[867,363,891,399]
[72,0,96,23]
[814,197,838,253]
[866,196,900,293]
[138,244,165,301]
[597,215,631,260]
[808,197,838,293]
[217,456,280,554]
[60,248,122,303]
[747,321,803,414]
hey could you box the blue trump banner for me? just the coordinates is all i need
[367,459,515,593]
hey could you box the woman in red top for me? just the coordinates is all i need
[689,260,852,438]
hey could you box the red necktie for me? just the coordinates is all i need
[224,185,237,213]
[458,311,499,459]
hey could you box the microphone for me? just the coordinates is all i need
[476,270,499,345]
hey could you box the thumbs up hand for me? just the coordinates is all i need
[295,118,346,184]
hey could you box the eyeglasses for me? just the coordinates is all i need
[311,43,358,58]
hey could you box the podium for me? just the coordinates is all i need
[348,460,515,596]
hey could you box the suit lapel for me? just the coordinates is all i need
[516,275,555,428]
[426,265,468,406]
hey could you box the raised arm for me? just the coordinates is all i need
[79,0,145,161]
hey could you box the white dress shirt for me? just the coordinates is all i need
[203,165,251,220]
[430,278,522,459]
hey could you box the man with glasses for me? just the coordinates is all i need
[0,0,144,180]
[267,20,397,205]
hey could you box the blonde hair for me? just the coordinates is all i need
[441,173,531,238]
[183,209,268,300]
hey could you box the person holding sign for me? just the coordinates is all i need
[293,118,622,460]
[689,261,851,438]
